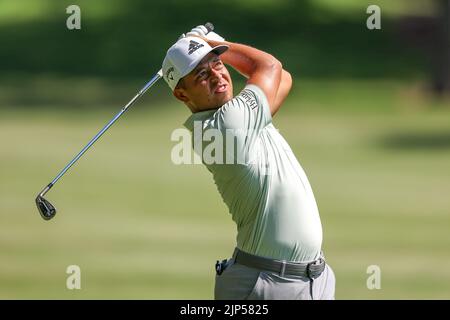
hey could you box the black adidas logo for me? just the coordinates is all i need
[188,40,204,55]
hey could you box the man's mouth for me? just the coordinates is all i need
[214,83,228,94]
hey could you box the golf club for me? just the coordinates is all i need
[35,22,215,221]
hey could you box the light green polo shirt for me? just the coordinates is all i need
[184,84,322,262]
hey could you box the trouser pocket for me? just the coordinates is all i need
[214,262,262,300]
[245,272,263,300]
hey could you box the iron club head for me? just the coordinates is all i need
[35,195,56,220]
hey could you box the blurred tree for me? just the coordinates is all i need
[432,0,450,96]
[395,0,449,99]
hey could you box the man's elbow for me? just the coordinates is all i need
[283,69,293,94]
[258,55,282,75]
[273,58,292,93]
[271,58,283,76]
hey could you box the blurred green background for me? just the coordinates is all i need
[1,0,449,299]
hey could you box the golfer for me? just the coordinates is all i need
[162,25,335,300]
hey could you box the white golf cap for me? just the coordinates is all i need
[162,36,228,91]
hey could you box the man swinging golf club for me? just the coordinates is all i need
[162,25,335,300]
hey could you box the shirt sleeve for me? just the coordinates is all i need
[200,84,272,167]
[211,84,272,132]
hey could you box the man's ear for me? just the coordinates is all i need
[173,88,189,103]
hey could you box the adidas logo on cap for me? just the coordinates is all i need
[188,40,204,55]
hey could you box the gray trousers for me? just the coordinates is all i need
[214,257,336,300]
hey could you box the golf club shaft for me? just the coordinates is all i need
[41,70,163,197]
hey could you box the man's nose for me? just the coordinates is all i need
[209,67,222,82]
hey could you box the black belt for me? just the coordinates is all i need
[232,248,326,279]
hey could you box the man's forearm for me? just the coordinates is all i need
[210,41,292,116]
[207,40,281,79]
[207,38,289,115]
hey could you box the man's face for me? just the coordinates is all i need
[173,52,233,112]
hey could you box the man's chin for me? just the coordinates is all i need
[218,91,233,105]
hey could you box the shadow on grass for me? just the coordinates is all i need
[381,131,450,150]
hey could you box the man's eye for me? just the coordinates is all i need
[198,70,207,79]
[213,61,223,69]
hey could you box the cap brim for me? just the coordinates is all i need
[180,44,229,80]
[211,44,229,56]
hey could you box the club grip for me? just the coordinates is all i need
[205,22,214,34]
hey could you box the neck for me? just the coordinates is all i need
[187,104,220,114]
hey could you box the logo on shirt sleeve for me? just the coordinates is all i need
[240,90,258,109]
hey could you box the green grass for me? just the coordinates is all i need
[1,78,450,299]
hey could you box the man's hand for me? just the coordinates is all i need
[186,25,225,42]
